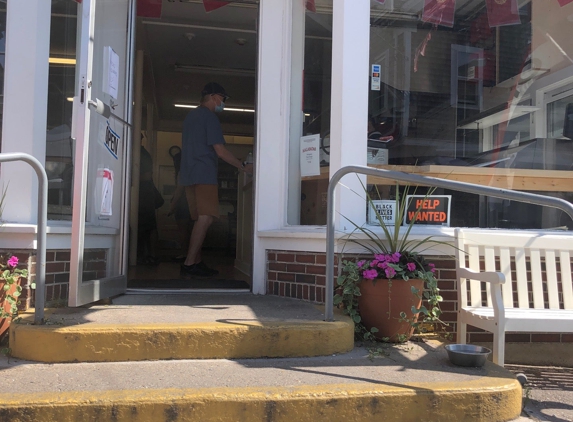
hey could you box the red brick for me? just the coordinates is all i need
[316,288,324,303]
[438,280,455,290]
[267,252,276,261]
[45,274,55,284]
[506,334,531,342]
[268,271,277,281]
[439,270,457,280]
[277,253,295,263]
[286,264,306,273]
[532,334,561,343]
[303,285,309,300]
[284,283,291,297]
[439,302,456,312]
[46,251,55,262]
[306,265,325,276]
[310,286,316,302]
[430,259,456,269]
[296,254,315,264]
[469,333,494,342]
[279,283,285,296]
[561,334,573,343]
[277,272,295,282]
[55,251,71,262]
[295,274,315,284]
[46,285,54,301]
[316,255,326,265]
[440,291,458,301]
[316,276,326,286]
[297,284,303,299]
[269,263,286,272]
[85,261,107,271]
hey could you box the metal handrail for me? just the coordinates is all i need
[325,165,573,321]
[0,153,47,324]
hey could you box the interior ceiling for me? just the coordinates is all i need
[139,1,259,133]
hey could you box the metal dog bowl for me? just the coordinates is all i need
[445,344,492,367]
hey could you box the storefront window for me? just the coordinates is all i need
[289,0,333,225]
[364,0,573,230]
[46,0,77,220]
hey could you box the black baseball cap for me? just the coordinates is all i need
[201,82,229,100]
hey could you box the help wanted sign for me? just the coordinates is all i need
[404,195,451,226]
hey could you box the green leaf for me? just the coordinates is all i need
[370,327,379,333]
[352,314,361,323]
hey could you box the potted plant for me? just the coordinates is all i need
[0,186,30,338]
[334,183,449,343]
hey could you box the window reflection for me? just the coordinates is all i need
[0,5,7,149]
[46,0,77,220]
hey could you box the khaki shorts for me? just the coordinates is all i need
[185,184,219,220]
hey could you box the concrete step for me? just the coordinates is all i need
[9,294,354,363]
[0,342,523,422]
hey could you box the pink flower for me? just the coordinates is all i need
[377,261,388,269]
[357,260,365,268]
[362,269,378,280]
[7,256,18,268]
[406,262,416,272]
[384,267,396,279]
[428,263,436,273]
[391,252,401,263]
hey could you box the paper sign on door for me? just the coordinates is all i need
[300,134,320,177]
[98,168,113,217]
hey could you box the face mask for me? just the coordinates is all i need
[214,101,225,113]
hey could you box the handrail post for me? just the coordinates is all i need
[325,165,573,322]
[0,153,47,324]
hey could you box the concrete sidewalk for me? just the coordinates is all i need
[0,340,522,421]
[0,294,525,421]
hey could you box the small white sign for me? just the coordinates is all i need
[300,134,320,177]
[371,64,381,91]
[468,66,476,80]
[98,168,113,217]
[103,46,119,100]
[368,200,396,225]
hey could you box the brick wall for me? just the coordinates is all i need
[0,248,108,308]
[266,250,573,345]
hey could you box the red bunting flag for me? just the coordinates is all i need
[203,0,230,13]
[558,0,573,5]
[422,0,456,28]
[305,0,316,12]
[137,0,162,18]
[485,0,520,27]
[73,0,82,3]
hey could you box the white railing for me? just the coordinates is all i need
[325,165,573,321]
[0,153,47,324]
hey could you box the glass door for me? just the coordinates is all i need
[69,0,135,306]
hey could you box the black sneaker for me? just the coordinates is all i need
[180,263,213,277]
[196,261,219,276]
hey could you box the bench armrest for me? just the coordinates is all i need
[457,267,506,285]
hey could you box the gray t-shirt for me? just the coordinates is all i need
[179,106,225,186]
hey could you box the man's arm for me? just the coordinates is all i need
[213,144,254,174]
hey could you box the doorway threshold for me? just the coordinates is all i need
[126,288,251,295]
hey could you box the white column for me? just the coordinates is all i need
[329,0,370,230]
[0,0,52,224]
[252,0,293,294]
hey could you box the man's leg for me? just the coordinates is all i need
[184,214,213,266]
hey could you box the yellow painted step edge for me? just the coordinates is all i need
[0,378,522,422]
[9,319,355,362]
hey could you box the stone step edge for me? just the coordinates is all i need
[0,380,523,422]
[9,319,355,363]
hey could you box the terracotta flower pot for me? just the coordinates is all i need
[0,276,22,338]
[358,278,424,342]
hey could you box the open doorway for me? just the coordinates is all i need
[128,1,257,292]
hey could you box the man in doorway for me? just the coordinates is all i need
[179,82,253,277]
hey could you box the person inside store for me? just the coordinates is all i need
[179,82,253,277]
[137,143,164,266]
[167,145,192,263]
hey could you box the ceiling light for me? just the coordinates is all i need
[49,57,76,65]
[67,97,74,102]
[174,104,255,113]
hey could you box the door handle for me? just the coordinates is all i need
[88,98,132,127]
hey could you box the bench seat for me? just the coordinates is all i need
[455,228,573,366]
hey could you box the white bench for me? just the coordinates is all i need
[454,228,573,367]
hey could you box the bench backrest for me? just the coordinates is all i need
[455,228,573,310]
